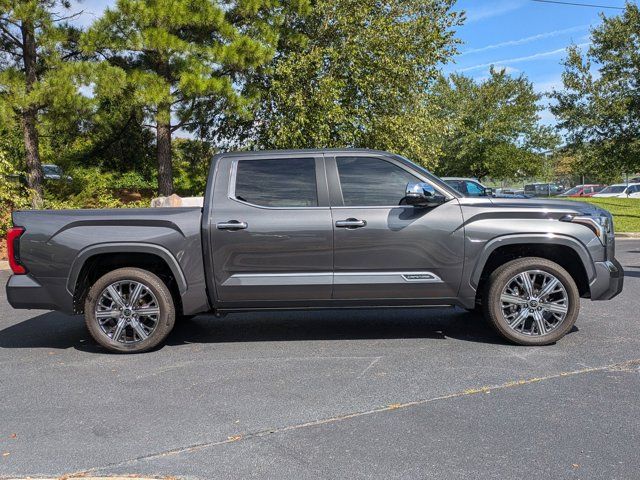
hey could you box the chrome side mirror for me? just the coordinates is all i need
[405,182,447,207]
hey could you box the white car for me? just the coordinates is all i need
[592,183,640,198]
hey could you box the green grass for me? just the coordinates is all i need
[566,197,640,233]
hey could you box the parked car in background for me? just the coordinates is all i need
[43,164,72,182]
[558,184,606,198]
[442,177,528,198]
[496,188,532,198]
[593,183,640,198]
[524,183,565,197]
[442,177,490,197]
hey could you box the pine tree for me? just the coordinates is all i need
[0,0,81,207]
[83,0,308,196]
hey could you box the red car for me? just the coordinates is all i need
[559,184,606,197]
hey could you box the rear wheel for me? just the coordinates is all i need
[483,257,579,346]
[84,268,175,353]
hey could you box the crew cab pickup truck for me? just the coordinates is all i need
[6,149,624,352]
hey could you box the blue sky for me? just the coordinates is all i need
[72,0,632,125]
[450,0,632,123]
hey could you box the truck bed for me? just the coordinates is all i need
[8,207,209,314]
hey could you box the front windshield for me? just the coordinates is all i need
[43,165,62,175]
[599,185,626,194]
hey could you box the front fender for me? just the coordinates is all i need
[469,233,596,290]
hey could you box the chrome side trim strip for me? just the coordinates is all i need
[223,271,443,287]
[335,271,442,284]
[222,273,332,287]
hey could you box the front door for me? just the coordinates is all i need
[327,154,465,301]
[209,154,333,306]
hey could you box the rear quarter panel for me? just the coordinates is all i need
[11,207,207,314]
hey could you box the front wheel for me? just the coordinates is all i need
[483,257,580,346]
[84,268,176,353]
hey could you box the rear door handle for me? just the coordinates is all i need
[335,218,367,229]
[216,220,248,230]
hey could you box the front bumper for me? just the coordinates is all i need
[590,259,624,300]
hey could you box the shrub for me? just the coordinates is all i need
[0,151,31,236]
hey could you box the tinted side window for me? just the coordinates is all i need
[336,156,421,206]
[446,180,467,194]
[235,158,318,207]
[465,181,485,196]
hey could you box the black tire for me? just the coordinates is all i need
[84,268,176,353]
[483,257,580,346]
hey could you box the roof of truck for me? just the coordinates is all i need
[214,148,391,157]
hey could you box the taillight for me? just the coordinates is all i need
[6,226,27,275]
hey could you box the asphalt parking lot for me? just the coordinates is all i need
[0,240,639,480]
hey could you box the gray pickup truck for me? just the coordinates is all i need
[6,149,623,352]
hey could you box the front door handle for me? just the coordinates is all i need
[216,220,248,230]
[335,218,367,229]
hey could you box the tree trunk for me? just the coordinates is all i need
[156,104,173,196]
[21,107,43,207]
[20,20,43,208]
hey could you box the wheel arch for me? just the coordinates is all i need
[471,234,594,299]
[68,243,187,314]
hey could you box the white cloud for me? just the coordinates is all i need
[463,0,527,23]
[459,25,589,56]
[534,77,564,94]
[494,65,520,74]
[457,43,590,73]
[537,108,557,126]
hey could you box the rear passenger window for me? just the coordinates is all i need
[234,158,318,207]
[336,156,421,206]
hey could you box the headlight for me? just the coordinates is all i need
[560,214,611,244]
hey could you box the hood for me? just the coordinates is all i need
[485,197,609,217]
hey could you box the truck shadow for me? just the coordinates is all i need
[0,308,578,352]
[623,267,640,278]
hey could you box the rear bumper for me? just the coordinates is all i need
[590,259,624,301]
[6,274,74,313]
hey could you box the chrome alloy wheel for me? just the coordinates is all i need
[95,280,160,344]
[500,270,569,336]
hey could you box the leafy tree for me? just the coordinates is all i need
[83,0,309,196]
[551,3,640,176]
[0,0,83,206]
[432,68,557,180]
[172,137,215,196]
[45,88,157,177]
[0,148,30,235]
[245,0,462,167]
[551,145,620,185]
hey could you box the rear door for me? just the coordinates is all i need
[208,153,333,306]
[326,154,465,302]
[628,185,640,198]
